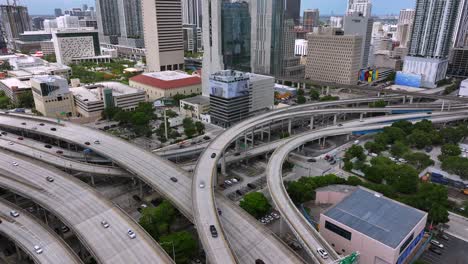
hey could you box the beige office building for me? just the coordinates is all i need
[305,28,362,85]
[142,0,185,72]
[31,75,75,118]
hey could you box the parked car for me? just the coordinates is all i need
[94,140,100,144]
[439,234,449,241]
[429,246,442,255]
[247,183,257,189]
[132,195,142,202]
[317,248,329,259]
[84,142,90,145]
[236,190,243,196]
[17,137,23,140]
[61,226,70,233]
[231,178,238,183]
[209,225,218,238]
[56,150,63,154]
[203,136,211,140]
[224,180,232,185]
[430,239,444,248]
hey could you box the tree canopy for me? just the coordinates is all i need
[239,192,272,219]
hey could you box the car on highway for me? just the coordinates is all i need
[8,141,14,145]
[127,229,136,239]
[94,140,100,144]
[101,220,110,228]
[199,181,205,188]
[439,234,449,241]
[170,177,178,182]
[10,210,19,217]
[217,208,222,215]
[12,161,18,166]
[44,144,52,149]
[84,142,91,145]
[430,239,444,248]
[39,123,45,126]
[255,259,265,264]
[46,176,54,182]
[211,153,216,158]
[224,180,232,185]
[209,225,218,238]
[61,226,70,233]
[1,132,7,135]
[307,158,317,162]
[132,195,142,202]
[21,122,26,125]
[50,128,56,131]
[34,245,43,254]
[17,137,23,140]
[317,248,329,259]
[203,136,211,140]
[429,246,442,255]
[338,124,343,127]
[56,150,63,154]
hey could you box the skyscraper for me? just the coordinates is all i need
[344,11,373,68]
[182,0,202,28]
[409,0,460,58]
[0,4,31,50]
[96,0,144,48]
[396,9,415,47]
[347,0,372,17]
[303,9,320,32]
[142,0,184,72]
[54,8,63,17]
[285,0,301,25]
[454,0,468,48]
[222,1,251,72]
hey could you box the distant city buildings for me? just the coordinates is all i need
[0,4,32,50]
[181,0,202,29]
[142,0,185,72]
[330,16,343,28]
[396,9,415,47]
[303,9,320,32]
[305,28,362,85]
[454,0,468,48]
[182,24,202,53]
[285,0,301,25]
[31,75,75,117]
[54,8,63,17]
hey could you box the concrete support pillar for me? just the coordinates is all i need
[91,175,95,187]
[310,116,314,130]
[346,134,351,141]
[360,113,364,122]
[244,133,247,149]
[322,137,326,147]
[448,103,451,111]
[409,96,413,104]
[377,92,381,97]
[403,96,406,104]
[441,100,445,111]
[326,87,330,95]
[235,139,240,152]
[221,154,227,175]
[288,119,292,135]
[303,83,306,89]
[260,126,264,141]
[268,123,271,142]
[139,180,143,198]
[15,244,22,261]
[321,87,325,95]
[333,114,337,125]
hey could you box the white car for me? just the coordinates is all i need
[8,141,14,145]
[34,245,43,254]
[101,220,110,228]
[10,210,19,217]
[317,248,329,259]
[199,181,205,188]
[231,178,238,183]
[398,158,407,163]
[430,239,444,248]
[389,157,396,162]
[94,140,100,144]
[224,180,232,185]
[12,162,19,166]
[127,229,136,239]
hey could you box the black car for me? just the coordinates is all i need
[425,146,433,153]
[255,259,265,264]
[247,183,257,189]
[217,208,222,215]
[132,195,142,202]
[209,225,218,238]
[39,123,45,126]
[44,145,52,149]
[84,142,91,145]
[170,177,178,182]
[429,246,442,255]
[1,132,6,135]
[236,190,243,196]
[307,158,317,162]
[211,153,216,159]
[203,136,211,140]
[21,122,26,125]
[50,128,57,131]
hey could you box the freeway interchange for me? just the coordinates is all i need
[0,95,467,264]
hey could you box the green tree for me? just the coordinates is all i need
[403,152,434,171]
[139,201,177,239]
[382,127,407,144]
[309,89,320,100]
[183,118,197,138]
[441,143,461,157]
[440,156,468,180]
[391,141,410,157]
[160,231,198,263]
[369,100,387,108]
[345,145,366,161]
[0,92,10,109]
[393,165,419,194]
[287,181,315,204]
[297,95,306,104]
[364,141,386,154]
[413,120,433,132]
[403,183,449,224]
[195,121,205,135]
[440,126,465,144]
[346,176,363,186]
[239,192,272,219]
[408,130,432,149]
[43,54,56,62]
[297,88,305,96]
[391,120,414,135]
[16,91,34,108]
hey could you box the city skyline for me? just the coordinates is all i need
[23,0,415,16]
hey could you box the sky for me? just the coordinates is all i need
[23,0,415,15]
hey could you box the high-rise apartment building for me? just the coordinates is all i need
[409,0,460,58]
[285,0,301,25]
[182,0,202,28]
[96,0,144,48]
[347,0,372,17]
[303,9,320,32]
[0,4,32,50]
[396,9,415,47]
[344,11,373,68]
[305,28,362,85]
[142,0,184,72]
[454,0,468,48]
[222,1,251,72]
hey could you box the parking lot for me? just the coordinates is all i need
[419,234,468,264]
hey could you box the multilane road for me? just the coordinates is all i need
[0,197,82,264]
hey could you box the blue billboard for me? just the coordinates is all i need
[395,72,422,88]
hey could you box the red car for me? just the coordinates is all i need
[17,137,23,140]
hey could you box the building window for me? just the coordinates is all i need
[325,221,352,240]
[399,233,414,254]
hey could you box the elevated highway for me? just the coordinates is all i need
[0,150,173,264]
[0,198,82,264]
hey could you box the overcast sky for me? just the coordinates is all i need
[24,0,414,15]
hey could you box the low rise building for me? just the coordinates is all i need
[0,78,31,103]
[31,75,75,117]
[7,55,72,79]
[52,28,105,65]
[129,71,202,101]
[180,95,210,120]
[458,79,468,97]
[71,82,146,119]
[318,186,427,264]
[398,56,449,88]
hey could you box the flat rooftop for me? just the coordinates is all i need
[181,95,210,105]
[324,187,426,249]
[72,82,143,102]
[0,78,31,89]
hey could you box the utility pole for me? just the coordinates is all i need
[164,108,168,140]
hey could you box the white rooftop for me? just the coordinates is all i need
[71,82,143,102]
[0,78,31,90]
[143,71,193,81]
